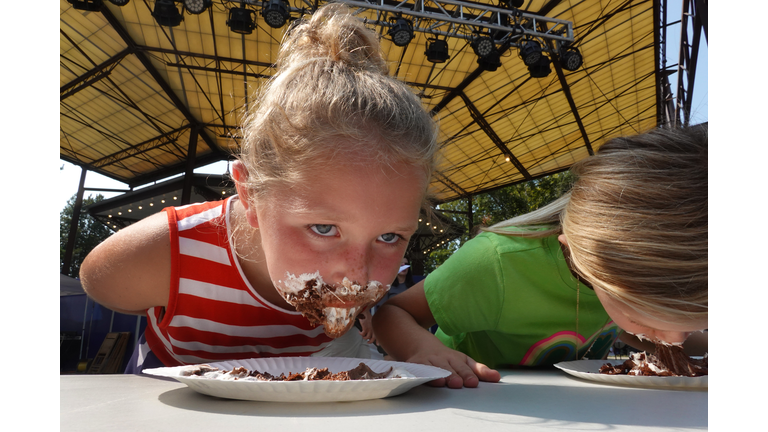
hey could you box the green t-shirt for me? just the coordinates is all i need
[424,231,619,368]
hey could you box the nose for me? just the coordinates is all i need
[653,330,692,345]
[330,244,372,285]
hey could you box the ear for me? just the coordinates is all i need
[557,234,568,247]
[232,161,260,229]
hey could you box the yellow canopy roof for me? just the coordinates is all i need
[61,0,662,204]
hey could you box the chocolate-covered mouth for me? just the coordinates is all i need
[277,272,389,338]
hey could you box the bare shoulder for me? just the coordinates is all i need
[80,211,172,315]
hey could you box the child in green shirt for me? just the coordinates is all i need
[373,125,708,388]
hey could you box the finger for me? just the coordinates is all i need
[447,357,480,388]
[466,357,501,383]
[427,377,447,387]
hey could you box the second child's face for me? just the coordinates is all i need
[253,162,426,296]
[594,287,707,345]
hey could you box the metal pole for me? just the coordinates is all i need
[63,167,87,276]
[181,126,199,205]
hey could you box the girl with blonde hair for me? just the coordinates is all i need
[80,4,439,373]
[373,125,708,388]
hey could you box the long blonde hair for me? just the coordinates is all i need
[487,125,708,323]
[237,4,438,203]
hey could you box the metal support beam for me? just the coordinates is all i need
[98,5,222,157]
[460,94,531,180]
[62,167,87,276]
[181,127,199,205]
[655,0,676,126]
[60,48,131,101]
[676,0,705,126]
[335,0,574,47]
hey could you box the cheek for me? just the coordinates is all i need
[370,249,408,284]
[261,225,325,278]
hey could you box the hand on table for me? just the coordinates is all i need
[407,346,500,389]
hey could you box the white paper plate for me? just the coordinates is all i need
[144,357,450,402]
[554,359,707,390]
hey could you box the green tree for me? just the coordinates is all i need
[423,171,572,273]
[60,194,114,277]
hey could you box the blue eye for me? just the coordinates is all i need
[378,233,399,244]
[310,224,337,236]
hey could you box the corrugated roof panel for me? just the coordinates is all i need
[61,0,667,198]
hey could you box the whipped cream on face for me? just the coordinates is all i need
[277,271,385,297]
[274,270,389,338]
[625,331,683,347]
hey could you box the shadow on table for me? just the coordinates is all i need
[155,378,707,429]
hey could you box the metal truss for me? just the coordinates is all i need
[675,0,706,126]
[657,0,707,127]
[330,0,574,49]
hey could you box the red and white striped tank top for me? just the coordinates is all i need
[143,197,333,366]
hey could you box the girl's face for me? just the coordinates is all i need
[594,287,708,345]
[245,161,426,296]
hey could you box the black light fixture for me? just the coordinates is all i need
[425,38,450,63]
[519,39,543,66]
[152,0,183,27]
[67,0,101,11]
[228,7,257,34]
[261,0,290,29]
[108,0,130,6]
[505,0,525,8]
[528,55,551,78]
[183,0,211,15]
[471,36,496,58]
[477,50,502,71]
[559,46,583,71]
[389,18,414,47]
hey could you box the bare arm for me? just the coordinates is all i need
[79,211,172,316]
[372,280,500,388]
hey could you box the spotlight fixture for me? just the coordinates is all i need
[471,36,496,59]
[183,0,211,15]
[261,0,290,29]
[152,0,183,27]
[388,18,414,47]
[477,50,502,72]
[505,0,525,8]
[67,0,101,11]
[528,55,551,78]
[519,39,543,66]
[425,38,450,63]
[228,7,257,34]
[108,0,130,6]
[559,46,583,71]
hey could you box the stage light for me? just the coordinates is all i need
[228,7,257,34]
[152,0,183,27]
[477,50,502,72]
[471,36,496,58]
[108,0,130,6]
[183,0,211,15]
[520,40,542,66]
[67,0,101,11]
[389,18,414,47]
[528,55,551,78]
[505,0,525,8]
[425,38,450,63]
[261,0,290,29]
[559,46,583,71]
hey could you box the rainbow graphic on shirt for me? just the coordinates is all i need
[519,321,619,366]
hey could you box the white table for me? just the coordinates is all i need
[60,368,706,431]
